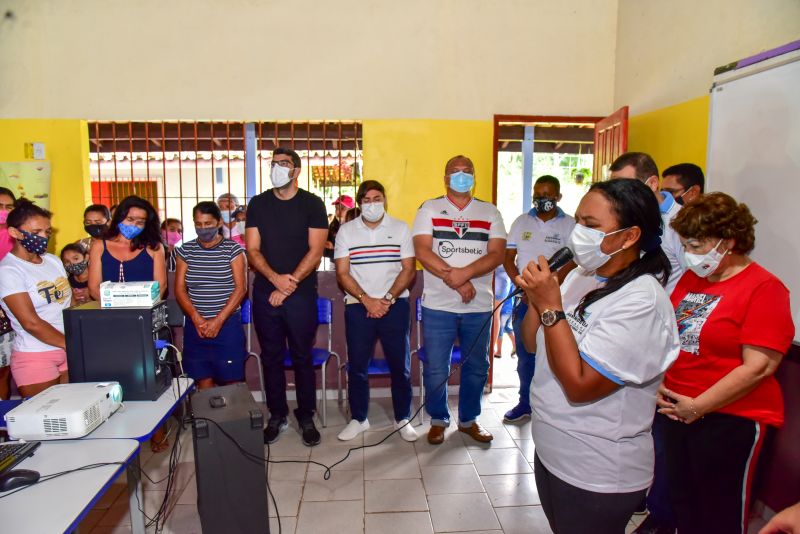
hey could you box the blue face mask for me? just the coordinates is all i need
[118,222,144,240]
[449,171,475,193]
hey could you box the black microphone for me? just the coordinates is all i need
[508,246,574,298]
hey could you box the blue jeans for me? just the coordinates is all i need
[421,307,492,427]
[344,299,412,423]
[511,301,536,409]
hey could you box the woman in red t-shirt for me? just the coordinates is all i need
[657,192,794,534]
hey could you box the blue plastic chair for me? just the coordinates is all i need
[244,297,342,427]
[241,298,268,408]
[411,297,462,425]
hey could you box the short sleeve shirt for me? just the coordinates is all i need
[664,263,794,427]
[245,188,328,296]
[176,238,244,319]
[0,253,72,352]
[507,208,576,272]
[531,268,680,493]
[334,214,414,304]
[412,196,507,313]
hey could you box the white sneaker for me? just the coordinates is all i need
[337,419,370,441]
[394,419,419,442]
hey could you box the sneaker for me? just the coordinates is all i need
[503,403,532,423]
[337,419,370,441]
[263,416,288,444]
[394,419,419,442]
[299,419,321,447]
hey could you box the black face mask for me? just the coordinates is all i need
[532,197,557,213]
[84,224,106,238]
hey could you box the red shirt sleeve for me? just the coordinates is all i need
[740,278,794,354]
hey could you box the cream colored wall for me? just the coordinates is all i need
[0,0,618,120]
[614,0,800,114]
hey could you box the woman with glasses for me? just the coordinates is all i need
[658,193,793,534]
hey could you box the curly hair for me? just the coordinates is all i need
[670,192,757,254]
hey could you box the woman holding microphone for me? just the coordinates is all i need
[517,178,680,534]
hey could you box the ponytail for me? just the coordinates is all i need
[575,248,671,319]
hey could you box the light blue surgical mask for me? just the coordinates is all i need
[449,171,475,193]
[118,222,144,240]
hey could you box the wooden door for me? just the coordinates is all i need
[592,106,629,181]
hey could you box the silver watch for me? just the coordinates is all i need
[384,292,396,305]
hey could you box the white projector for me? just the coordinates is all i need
[4,382,123,440]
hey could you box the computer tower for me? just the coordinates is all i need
[192,383,269,534]
[64,301,172,401]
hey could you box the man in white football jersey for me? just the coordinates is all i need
[412,155,507,445]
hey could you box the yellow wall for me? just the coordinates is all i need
[0,120,91,252]
[362,120,494,226]
[628,96,710,173]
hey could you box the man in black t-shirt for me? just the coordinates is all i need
[245,147,328,446]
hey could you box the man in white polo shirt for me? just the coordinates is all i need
[503,175,575,423]
[413,155,507,445]
[334,180,418,442]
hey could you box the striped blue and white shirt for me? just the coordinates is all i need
[176,238,244,318]
[334,214,414,304]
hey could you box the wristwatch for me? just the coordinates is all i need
[383,292,396,305]
[540,309,566,327]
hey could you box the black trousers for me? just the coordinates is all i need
[252,288,318,423]
[534,454,646,534]
[660,412,768,534]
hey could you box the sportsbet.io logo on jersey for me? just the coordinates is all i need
[437,241,484,258]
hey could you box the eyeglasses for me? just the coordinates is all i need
[271,160,294,168]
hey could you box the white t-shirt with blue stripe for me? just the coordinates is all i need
[531,267,679,493]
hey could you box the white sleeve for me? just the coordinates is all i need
[507,215,523,249]
[411,204,433,237]
[577,285,680,385]
[0,265,26,299]
[333,223,350,260]
[489,207,507,240]
[399,223,415,259]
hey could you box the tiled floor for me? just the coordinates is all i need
[79,387,651,534]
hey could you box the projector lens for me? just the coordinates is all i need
[110,384,123,403]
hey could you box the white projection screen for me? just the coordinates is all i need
[707,46,800,343]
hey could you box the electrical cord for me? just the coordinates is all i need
[180,290,520,534]
[0,462,126,500]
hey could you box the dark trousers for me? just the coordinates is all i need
[644,411,675,526]
[344,299,412,423]
[252,288,318,423]
[534,454,646,534]
[661,412,768,534]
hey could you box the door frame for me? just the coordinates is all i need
[492,115,604,205]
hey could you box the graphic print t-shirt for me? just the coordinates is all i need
[664,263,794,426]
[0,253,72,352]
[412,196,506,313]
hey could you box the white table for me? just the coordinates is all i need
[83,377,195,534]
[0,438,140,534]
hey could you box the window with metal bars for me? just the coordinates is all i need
[88,121,363,241]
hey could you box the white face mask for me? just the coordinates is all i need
[568,223,629,272]
[683,239,726,278]
[361,202,385,222]
[271,165,292,188]
[234,221,246,235]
